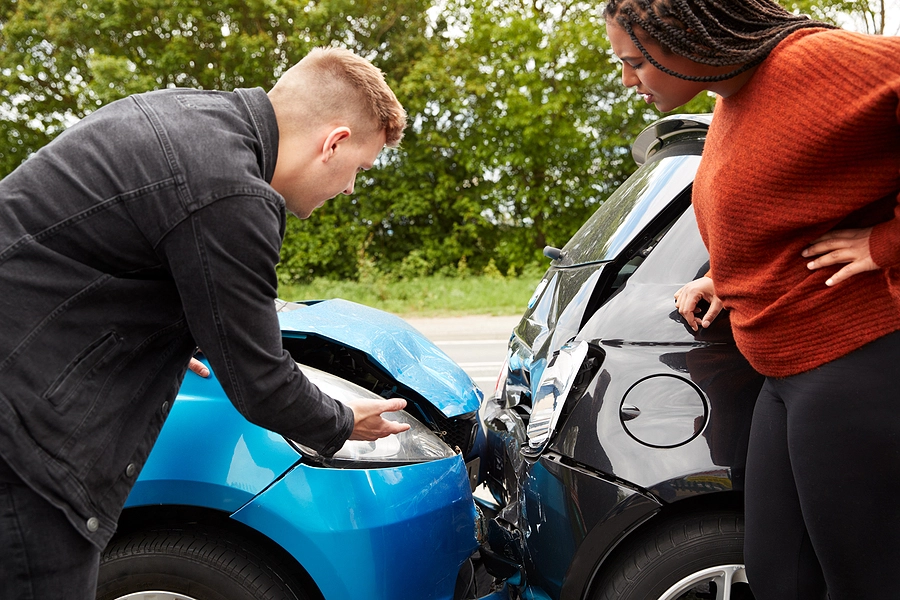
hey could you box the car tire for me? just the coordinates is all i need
[96,528,312,600]
[590,510,754,600]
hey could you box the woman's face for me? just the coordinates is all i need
[606,18,713,112]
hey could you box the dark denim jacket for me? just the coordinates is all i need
[0,87,354,548]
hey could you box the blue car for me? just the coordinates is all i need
[95,298,509,600]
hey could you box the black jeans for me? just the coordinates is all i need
[0,460,100,600]
[744,330,900,599]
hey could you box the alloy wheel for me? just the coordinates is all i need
[657,564,750,600]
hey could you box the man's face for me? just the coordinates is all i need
[273,128,386,219]
[606,19,709,113]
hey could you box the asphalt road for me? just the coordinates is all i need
[403,314,521,393]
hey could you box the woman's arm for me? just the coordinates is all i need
[674,276,724,331]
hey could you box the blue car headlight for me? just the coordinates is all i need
[289,365,457,468]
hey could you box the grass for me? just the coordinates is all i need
[278,273,544,318]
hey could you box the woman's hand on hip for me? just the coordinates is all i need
[803,227,878,286]
[674,276,723,331]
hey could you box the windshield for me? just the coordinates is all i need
[560,154,700,266]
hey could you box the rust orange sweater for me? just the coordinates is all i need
[693,28,900,377]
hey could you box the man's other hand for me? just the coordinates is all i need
[345,397,410,441]
[189,357,210,378]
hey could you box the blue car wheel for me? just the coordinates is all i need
[97,527,313,600]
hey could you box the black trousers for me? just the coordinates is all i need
[0,460,100,600]
[744,330,900,599]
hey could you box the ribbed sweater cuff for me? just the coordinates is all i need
[870,210,900,268]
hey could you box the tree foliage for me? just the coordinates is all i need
[0,0,889,282]
[279,0,661,281]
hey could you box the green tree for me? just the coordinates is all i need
[2,0,891,284]
[0,0,438,283]
[280,0,664,281]
[0,0,431,174]
[317,0,662,280]
[431,0,655,267]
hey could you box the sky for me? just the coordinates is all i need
[839,0,900,34]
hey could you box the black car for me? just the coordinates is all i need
[477,114,762,600]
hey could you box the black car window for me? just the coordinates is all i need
[559,154,701,267]
[630,204,711,284]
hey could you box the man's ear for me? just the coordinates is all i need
[321,126,352,163]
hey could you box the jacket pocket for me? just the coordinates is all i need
[43,331,121,409]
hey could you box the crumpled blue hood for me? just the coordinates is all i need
[278,298,483,417]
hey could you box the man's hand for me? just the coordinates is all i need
[345,397,410,441]
[674,276,723,331]
[188,357,210,378]
[803,227,878,286]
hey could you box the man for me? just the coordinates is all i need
[0,47,408,598]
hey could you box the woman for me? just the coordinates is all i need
[603,1,900,598]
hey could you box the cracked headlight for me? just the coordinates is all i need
[525,340,589,454]
[289,364,457,468]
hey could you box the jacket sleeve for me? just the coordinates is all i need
[157,194,354,456]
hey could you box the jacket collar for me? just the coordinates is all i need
[235,87,279,184]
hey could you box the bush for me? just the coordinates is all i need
[396,250,433,280]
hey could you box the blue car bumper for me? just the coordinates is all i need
[232,456,478,600]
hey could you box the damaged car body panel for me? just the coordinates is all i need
[479,115,765,599]
[278,298,485,468]
[110,300,499,600]
[277,297,483,418]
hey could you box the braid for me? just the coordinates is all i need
[604,0,837,82]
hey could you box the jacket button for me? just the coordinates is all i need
[87,517,99,532]
[161,401,169,415]
[126,463,137,477]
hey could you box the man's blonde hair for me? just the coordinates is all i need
[270,47,406,147]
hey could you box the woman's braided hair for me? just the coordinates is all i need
[604,0,836,82]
